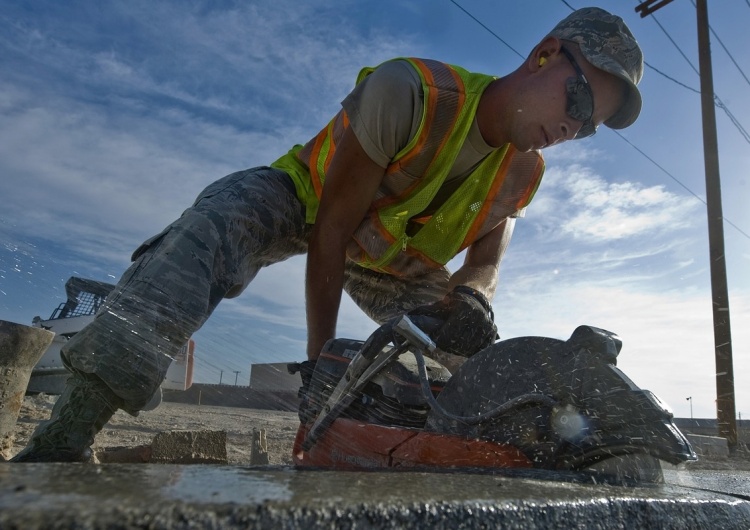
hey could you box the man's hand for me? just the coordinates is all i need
[408,285,498,357]
[416,217,514,357]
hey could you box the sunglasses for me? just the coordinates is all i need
[559,47,597,139]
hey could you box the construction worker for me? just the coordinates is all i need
[12,7,643,462]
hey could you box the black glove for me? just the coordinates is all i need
[287,360,318,424]
[408,285,498,357]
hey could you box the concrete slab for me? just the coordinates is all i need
[1,464,749,529]
[150,430,228,464]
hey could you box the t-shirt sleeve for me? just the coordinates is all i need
[341,60,423,168]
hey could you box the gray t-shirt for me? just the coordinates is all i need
[342,59,495,174]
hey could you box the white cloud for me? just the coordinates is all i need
[533,165,702,242]
[2,1,748,421]
[0,0,421,267]
[496,276,749,419]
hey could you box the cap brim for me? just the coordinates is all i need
[605,81,641,129]
[578,44,643,130]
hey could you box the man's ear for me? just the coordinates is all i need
[529,36,563,72]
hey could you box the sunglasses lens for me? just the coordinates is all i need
[576,123,597,139]
[565,77,596,138]
[565,78,593,122]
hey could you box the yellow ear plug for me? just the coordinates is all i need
[539,57,547,66]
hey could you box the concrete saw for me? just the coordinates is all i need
[291,316,696,481]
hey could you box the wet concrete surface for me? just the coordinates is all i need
[1,464,749,529]
[664,468,750,499]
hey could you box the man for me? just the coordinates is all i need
[12,7,643,462]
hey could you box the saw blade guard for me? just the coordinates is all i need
[424,325,696,469]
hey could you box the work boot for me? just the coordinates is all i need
[11,372,122,462]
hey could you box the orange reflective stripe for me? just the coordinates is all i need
[375,59,464,210]
[459,147,544,251]
[308,112,351,199]
[461,146,518,248]
[308,127,327,199]
[516,153,545,206]
[326,111,349,173]
[387,59,438,171]
[422,63,465,180]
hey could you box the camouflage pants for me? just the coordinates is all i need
[62,167,450,411]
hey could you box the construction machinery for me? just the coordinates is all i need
[28,276,194,409]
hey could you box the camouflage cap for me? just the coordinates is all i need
[548,7,644,129]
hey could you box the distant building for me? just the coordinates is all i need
[163,362,302,410]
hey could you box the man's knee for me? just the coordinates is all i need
[344,265,450,323]
[61,298,176,413]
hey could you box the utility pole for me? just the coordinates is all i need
[233,370,241,386]
[687,396,693,420]
[636,0,737,451]
[219,370,224,385]
[695,0,737,450]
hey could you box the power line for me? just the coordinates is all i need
[561,1,748,102]
[711,34,750,89]
[690,0,750,89]
[448,0,750,242]
[612,131,704,202]
[563,2,747,147]
[559,0,750,147]
[447,0,524,59]
[644,61,700,94]
[643,62,750,144]
[614,130,750,240]
[642,3,750,146]
[715,98,750,144]
[647,8,700,75]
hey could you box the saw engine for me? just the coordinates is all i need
[305,337,452,429]
[293,317,696,477]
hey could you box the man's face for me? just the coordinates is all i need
[511,45,626,152]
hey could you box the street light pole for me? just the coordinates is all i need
[687,396,693,420]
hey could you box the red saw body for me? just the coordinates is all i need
[290,316,696,479]
[294,420,532,470]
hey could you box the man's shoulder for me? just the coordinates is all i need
[364,59,422,92]
[381,57,496,85]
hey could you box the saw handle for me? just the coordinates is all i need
[301,320,398,451]
[301,315,441,452]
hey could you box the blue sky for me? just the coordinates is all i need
[1,0,748,420]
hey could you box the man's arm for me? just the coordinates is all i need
[406,218,516,358]
[447,217,516,299]
[305,126,386,360]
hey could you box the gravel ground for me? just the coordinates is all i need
[8,394,750,471]
[9,394,300,465]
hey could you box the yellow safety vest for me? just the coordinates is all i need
[272,57,545,277]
